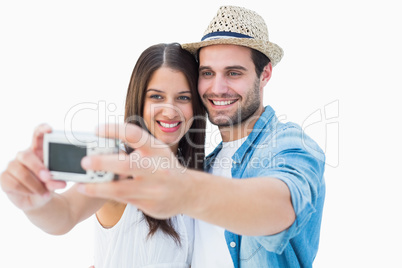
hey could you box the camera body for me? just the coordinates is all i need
[43,131,119,183]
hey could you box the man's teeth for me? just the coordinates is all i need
[212,100,236,106]
[159,122,180,128]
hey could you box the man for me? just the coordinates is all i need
[78,6,325,267]
[183,6,325,267]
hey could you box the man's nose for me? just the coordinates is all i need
[210,74,228,95]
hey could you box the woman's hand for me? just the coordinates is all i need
[0,124,67,212]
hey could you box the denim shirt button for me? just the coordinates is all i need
[230,242,236,248]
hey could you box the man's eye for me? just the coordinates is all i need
[203,71,213,76]
[229,72,240,76]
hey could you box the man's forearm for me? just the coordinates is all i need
[183,169,295,236]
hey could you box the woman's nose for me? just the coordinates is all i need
[161,104,179,119]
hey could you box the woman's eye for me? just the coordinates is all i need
[150,94,162,99]
[178,96,191,101]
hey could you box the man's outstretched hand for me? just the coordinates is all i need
[77,123,192,219]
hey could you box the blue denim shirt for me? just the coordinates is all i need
[204,106,326,268]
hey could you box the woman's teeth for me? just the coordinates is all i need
[159,122,180,128]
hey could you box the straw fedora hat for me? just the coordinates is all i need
[182,6,283,67]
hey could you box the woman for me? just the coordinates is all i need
[94,43,206,267]
[0,43,205,267]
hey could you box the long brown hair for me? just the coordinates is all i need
[124,43,206,244]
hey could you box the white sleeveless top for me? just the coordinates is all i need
[94,204,194,268]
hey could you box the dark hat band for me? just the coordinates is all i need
[201,31,253,41]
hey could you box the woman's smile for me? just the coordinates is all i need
[157,120,182,132]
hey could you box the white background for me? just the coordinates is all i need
[0,0,401,267]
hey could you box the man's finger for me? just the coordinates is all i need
[81,153,134,176]
[77,179,142,200]
[96,123,168,156]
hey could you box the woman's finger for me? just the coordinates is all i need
[31,124,52,160]
[7,159,48,196]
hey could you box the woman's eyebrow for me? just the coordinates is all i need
[178,90,191,94]
[146,89,164,93]
[146,89,191,94]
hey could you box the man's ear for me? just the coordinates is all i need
[260,62,272,87]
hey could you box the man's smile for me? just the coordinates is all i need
[208,99,239,108]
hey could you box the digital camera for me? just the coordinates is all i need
[43,131,119,183]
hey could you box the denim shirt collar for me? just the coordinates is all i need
[204,106,276,170]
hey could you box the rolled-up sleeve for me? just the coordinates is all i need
[246,125,325,254]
